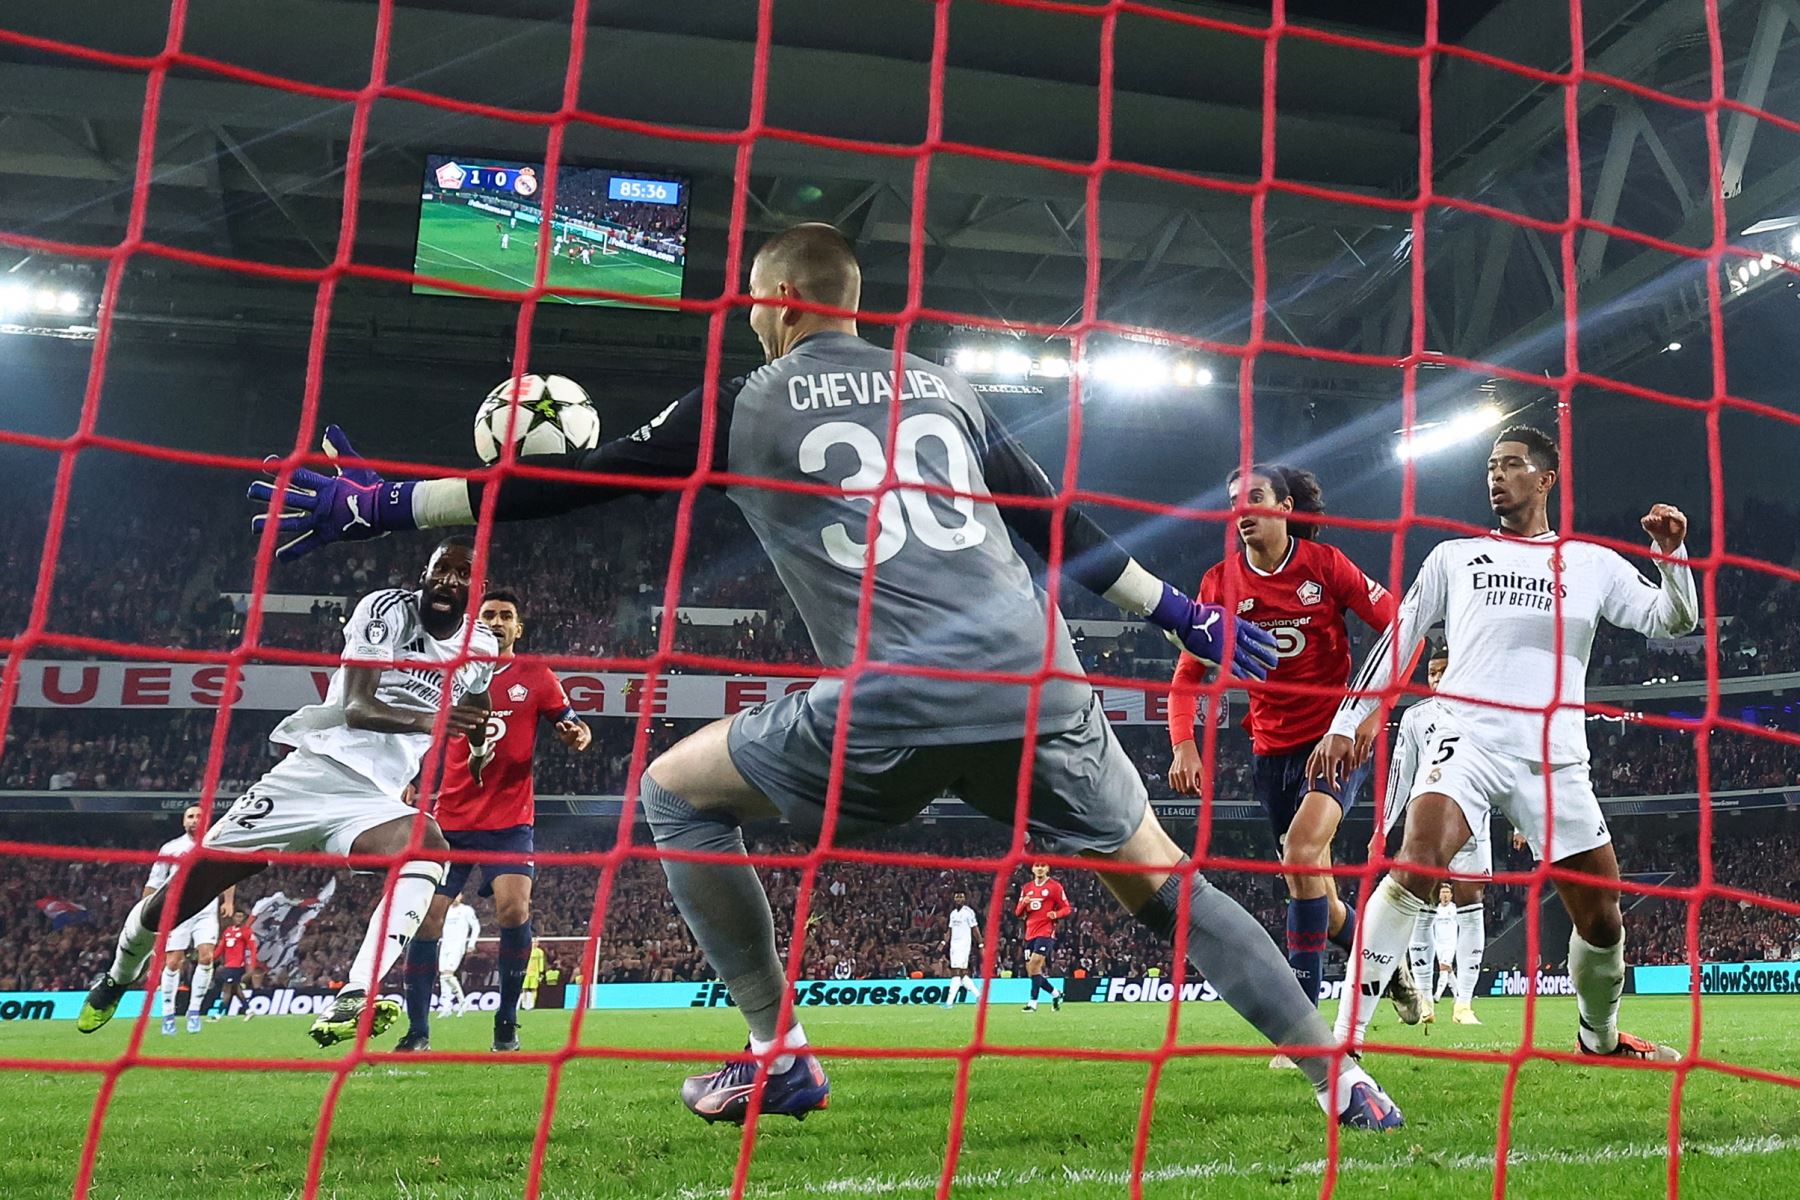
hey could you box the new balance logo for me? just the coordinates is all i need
[342,494,372,532]
[1467,554,1494,566]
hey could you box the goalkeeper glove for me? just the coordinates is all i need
[1147,582,1281,680]
[247,425,417,562]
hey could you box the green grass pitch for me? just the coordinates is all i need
[4,997,1796,1199]
[413,200,683,307]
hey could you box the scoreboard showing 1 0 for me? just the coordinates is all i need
[608,176,681,205]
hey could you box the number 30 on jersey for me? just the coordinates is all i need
[799,413,990,569]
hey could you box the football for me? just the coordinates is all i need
[473,373,601,464]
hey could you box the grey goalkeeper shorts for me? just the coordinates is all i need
[725,689,1147,855]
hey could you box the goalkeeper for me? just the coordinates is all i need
[248,222,1403,1133]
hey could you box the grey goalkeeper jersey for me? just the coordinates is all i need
[493,330,1115,748]
[724,332,1090,745]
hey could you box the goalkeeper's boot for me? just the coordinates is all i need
[186,1014,202,1034]
[1576,1028,1680,1063]
[1338,1078,1405,1132]
[161,1015,178,1036]
[77,974,134,1035]
[492,1020,520,1053]
[393,1030,431,1053]
[682,1047,830,1125]
[1383,965,1424,1026]
[308,989,400,1047]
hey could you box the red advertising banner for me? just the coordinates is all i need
[10,661,1216,726]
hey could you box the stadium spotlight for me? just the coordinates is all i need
[973,349,995,372]
[1172,361,1195,386]
[33,288,59,312]
[1790,231,1800,254]
[56,291,81,314]
[1394,404,1505,462]
[1034,355,1070,378]
[1663,341,1681,353]
[951,347,978,372]
[1093,350,1168,390]
[0,282,26,314]
[1194,365,1215,386]
[994,348,1032,378]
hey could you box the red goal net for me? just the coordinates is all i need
[2,0,1800,1197]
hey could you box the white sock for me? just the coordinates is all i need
[1454,904,1485,1006]
[159,967,181,1017]
[343,869,439,995]
[1569,930,1626,1053]
[186,964,213,1016]
[1313,1061,1377,1117]
[1334,876,1427,1049]
[1407,911,1434,1000]
[750,1021,808,1074]
[110,900,158,987]
[1435,961,1453,999]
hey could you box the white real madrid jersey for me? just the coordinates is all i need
[1331,532,1696,764]
[270,588,497,796]
[947,905,979,952]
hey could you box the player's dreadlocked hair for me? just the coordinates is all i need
[1228,463,1326,540]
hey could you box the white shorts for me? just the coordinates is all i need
[439,950,465,975]
[1433,932,1457,963]
[165,905,220,952]
[1408,719,1607,863]
[1386,763,1495,879]
[205,750,419,860]
[948,949,972,972]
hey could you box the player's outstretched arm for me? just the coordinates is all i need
[1309,547,1448,787]
[247,385,740,561]
[1601,504,1698,639]
[974,402,1277,680]
[341,666,488,740]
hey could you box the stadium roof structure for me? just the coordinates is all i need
[2,0,1799,401]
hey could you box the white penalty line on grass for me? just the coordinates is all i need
[675,1134,1800,1199]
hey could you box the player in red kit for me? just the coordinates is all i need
[199,910,257,1020]
[1167,465,1417,1054]
[397,588,591,1053]
[1015,862,1072,1011]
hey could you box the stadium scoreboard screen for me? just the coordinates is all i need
[413,153,689,309]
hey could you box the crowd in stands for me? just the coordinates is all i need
[6,703,1792,806]
[1,815,1793,994]
[6,485,1800,688]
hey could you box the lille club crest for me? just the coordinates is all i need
[508,683,530,703]
[1296,580,1323,606]
[434,160,467,189]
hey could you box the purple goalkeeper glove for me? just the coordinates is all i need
[247,425,417,562]
[1147,582,1281,680]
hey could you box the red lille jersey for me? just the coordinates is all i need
[217,923,255,969]
[1015,879,1073,940]
[1169,539,1396,756]
[434,659,572,831]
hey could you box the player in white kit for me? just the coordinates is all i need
[80,538,497,1046]
[1375,645,1490,1026]
[145,805,232,1035]
[1428,884,1458,1001]
[437,896,481,1016]
[941,890,982,1007]
[1314,426,1696,1062]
